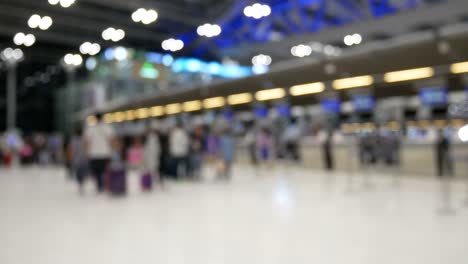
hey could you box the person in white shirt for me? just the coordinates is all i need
[169,123,189,179]
[84,113,115,192]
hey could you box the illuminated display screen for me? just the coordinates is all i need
[419,87,447,107]
[320,98,341,113]
[352,95,375,112]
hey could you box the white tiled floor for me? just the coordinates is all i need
[1,165,468,264]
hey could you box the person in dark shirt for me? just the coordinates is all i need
[435,129,453,177]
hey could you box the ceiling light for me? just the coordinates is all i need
[244,3,271,19]
[112,112,126,122]
[255,88,286,101]
[203,97,225,109]
[252,54,271,66]
[333,75,374,90]
[48,0,60,5]
[59,0,76,8]
[28,15,42,29]
[183,100,202,112]
[132,8,158,24]
[450,61,468,74]
[344,33,362,46]
[162,38,184,52]
[150,106,164,117]
[39,16,53,30]
[13,33,26,46]
[197,23,222,38]
[80,42,101,55]
[24,34,36,46]
[291,44,312,58]
[290,82,325,96]
[63,53,82,66]
[227,93,253,105]
[165,103,182,115]
[102,27,125,42]
[383,67,434,83]
[1,48,24,62]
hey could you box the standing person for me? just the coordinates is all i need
[244,127,258,166]
[169,122,190,179]
[322,131,334,171]
[435,129,453,177]
[144,128,162,186]
[189,126,205,180]
[84,113,115,193]
[220,128,235,179]
[256,127,274,168]
[69,127,87,194]
[283,118,301,162]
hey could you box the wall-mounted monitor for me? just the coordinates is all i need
[320,98,341,113]
[352,95,375,112]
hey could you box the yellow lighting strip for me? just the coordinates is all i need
[125,110,136,121]
[227,93,253,105]
[103,113,113,124]
[383,67,434,83]
[450,61,468,74]
[135,108,149,119]
[255,88,286,101]
[150,106,164,117]
[290,82,325,96]
[165,103,182,115]
[332,75,374,90]
[183,100,202,112]
[203,97,225,109]
[113,112,126,122]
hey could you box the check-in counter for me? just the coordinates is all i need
[236,139,468,177]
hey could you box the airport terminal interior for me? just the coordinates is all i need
[1,0,468,263]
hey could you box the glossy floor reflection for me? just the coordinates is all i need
[1,165,468,264]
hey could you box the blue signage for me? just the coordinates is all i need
[419,87,448,107]
[276,104,291,118]
[320,98,341,113]
[352,95,375,112]
[254,106,268,119]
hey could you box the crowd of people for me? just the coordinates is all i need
[1,112,459,195]
[0,132,64,167]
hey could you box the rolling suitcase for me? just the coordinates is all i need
[107,168,127,196]
[141,172,153,191]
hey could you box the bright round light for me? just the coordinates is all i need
[344,35,354,46]
[12,49,24,60]
[132,8,145,22]
[146,9,158,23]
[28,14,41,28]
[197,23,221,37]
[252,54,271,66]
[458,124,468,142]
[113,29,125,42]
[60,0,75,8]
[291,44,312,57]
[64,53,74,65]
[72,54,82,66]
[102,28,113,40]
[80,42,91,54]
[39,16,53,30]
[13,33,26,46]
[243,6,253,17]
[244,3,271,19]
[24,34,36,47]
[90,43,100,55]
[353,33,362,44]
[48,0,60,5]
[162,38,184,52]
[114,47,128,61]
